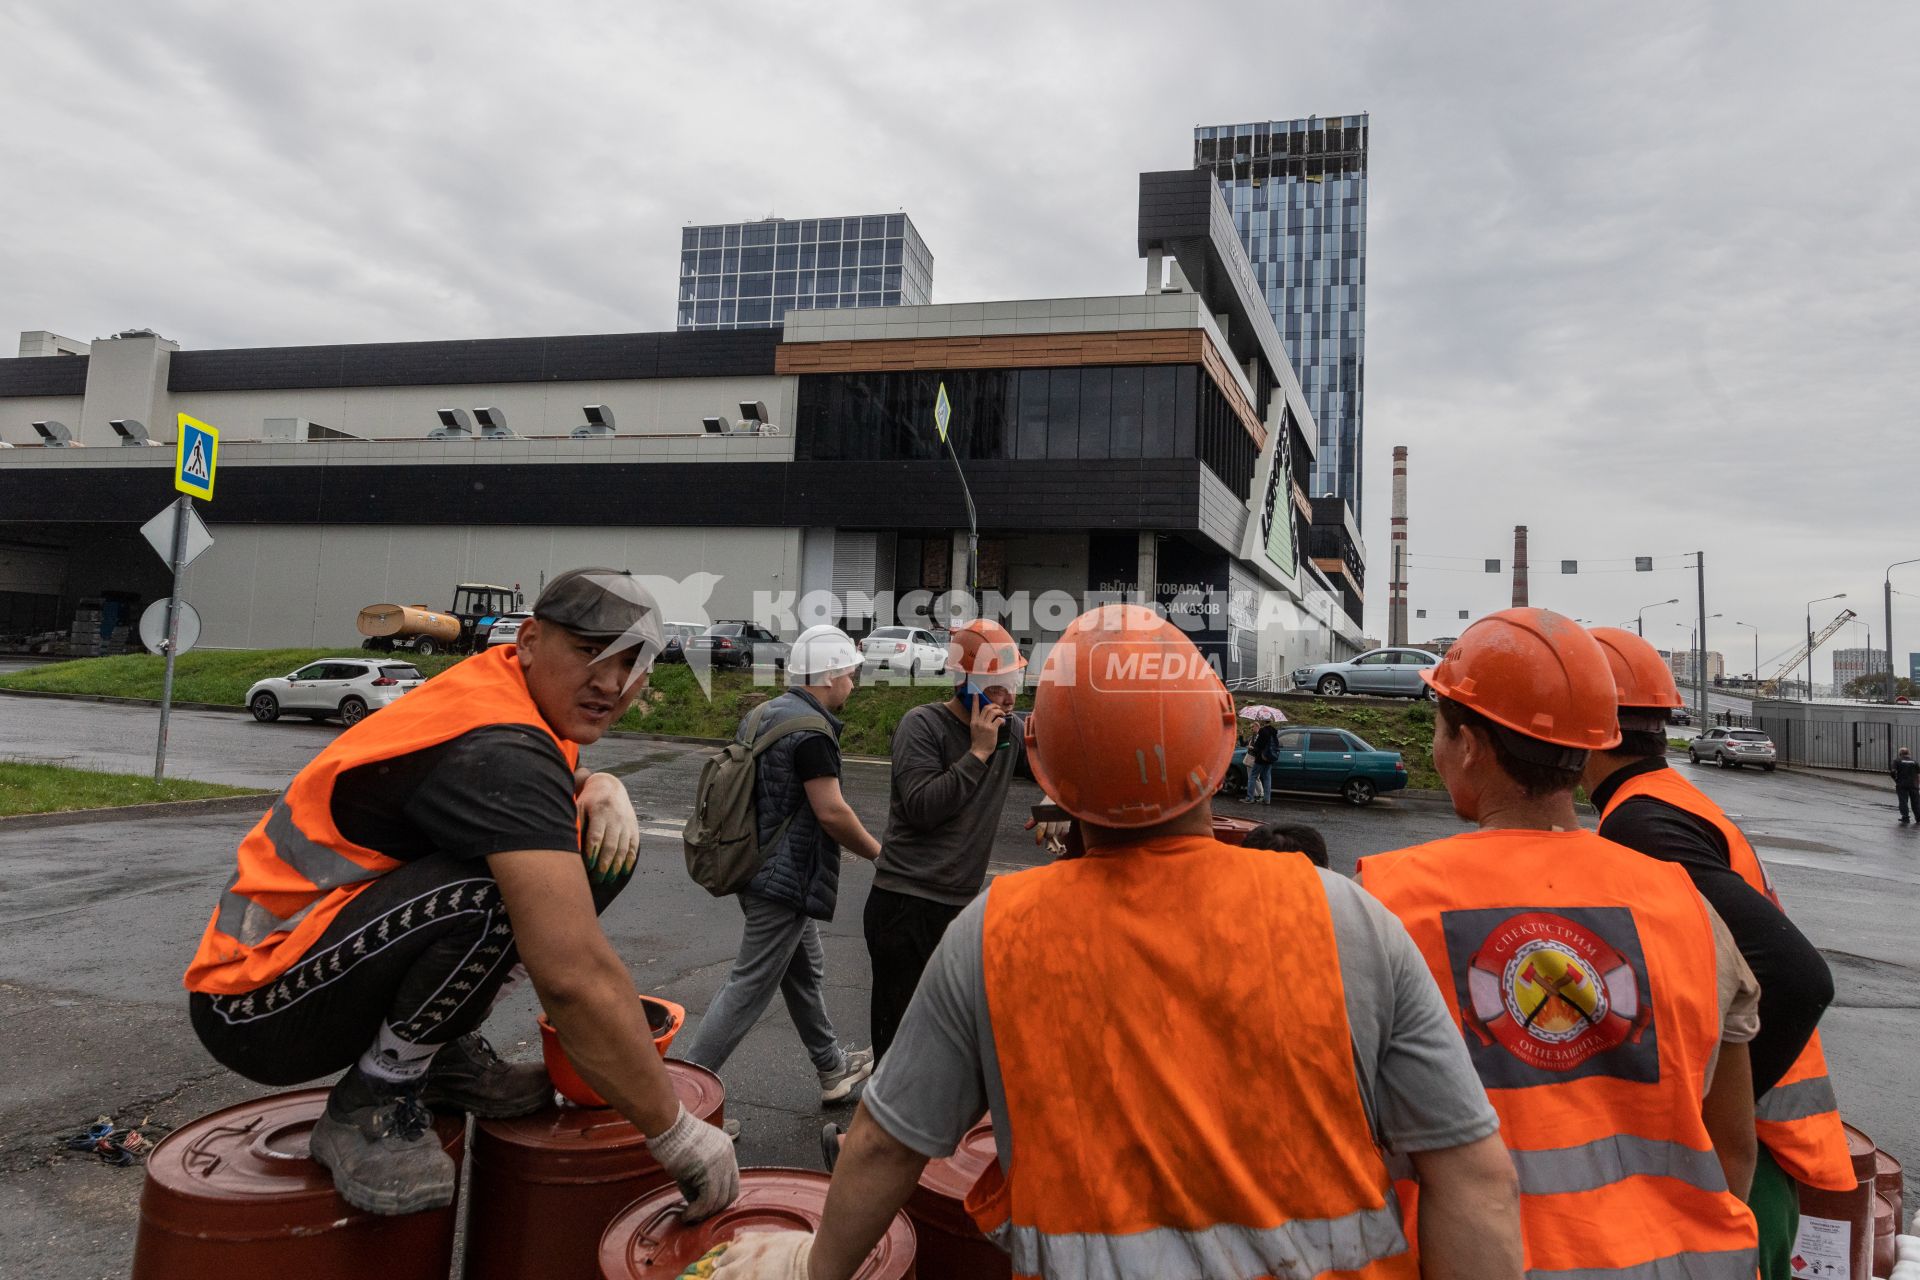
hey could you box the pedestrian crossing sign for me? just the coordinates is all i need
[175,414,218,500]
[934,383,951,444]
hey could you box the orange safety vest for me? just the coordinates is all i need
[184,646,578,995]
[1599,766,1855,1191]
[965,834,1418,1280]
[1359,829,1758,1280]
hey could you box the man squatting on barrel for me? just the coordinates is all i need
[182,569,739,1218]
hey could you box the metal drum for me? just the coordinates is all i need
[132,1088,464,1279]
[599,1167,916,1279]
[905,1119,1009,1280]
[465,1060,725,1280]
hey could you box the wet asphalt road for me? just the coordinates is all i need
[0,694,1913,1276]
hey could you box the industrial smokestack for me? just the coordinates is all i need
[1512,526,1530,608]
[1389,446,1409,646]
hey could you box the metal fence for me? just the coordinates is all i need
[1752,710,1920,772]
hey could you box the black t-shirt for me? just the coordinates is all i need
[792,733,841,784]
[330,725,580,861]
[1592,757,1833,1096]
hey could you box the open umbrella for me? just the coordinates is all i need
[1237,704,1288,723]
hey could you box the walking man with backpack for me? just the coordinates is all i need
[1244,719,1280,803]
[682,623,883,1105]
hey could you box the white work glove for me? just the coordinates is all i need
[576,770,640,885]
[645,1104,739,1220]
[712,1230,814,1279]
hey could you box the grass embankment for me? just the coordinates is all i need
[0,761,259,817]
[0,653,1442,787]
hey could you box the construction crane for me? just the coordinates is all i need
[1758,608,1857,696]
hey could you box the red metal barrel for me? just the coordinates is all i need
[1795,1122,1880,1280]
[132,1088,465,1279]
[599,1167,916,1279]
[465,1060,726,1280]
[1875,1190,1898,1277]
[905,1119,1009,1280]
[1211,815,1261,845]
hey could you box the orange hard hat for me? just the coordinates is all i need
[1422,608,1622,751]
[1588,626,1685,711]
[946,619,1027,681]
[1023,604,1236,828]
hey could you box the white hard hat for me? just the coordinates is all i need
[788,624,861,679]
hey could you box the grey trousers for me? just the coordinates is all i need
[682,892,843,1074]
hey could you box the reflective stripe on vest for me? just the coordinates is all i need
[989,1201,1410,1280]
[1599,766,1856,1191]
[185,646,577,995]
[977,836,1416,1280]
[1528,1248,1760,1280]
[1358,829,1759,1278]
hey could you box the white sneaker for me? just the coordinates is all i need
[818,1046,874,1105]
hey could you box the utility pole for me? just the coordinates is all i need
[1692,552,1708,730]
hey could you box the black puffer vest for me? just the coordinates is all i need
[745,689,844,920]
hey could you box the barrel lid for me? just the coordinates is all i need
[140,1088,464,1237]
[1211,816,1260,846]
[1844,1122,1879,1181]
[1874,1147,1902,1197]
[476,1061,725,1178]
[915,1119,996,1203]
[599,1167,916,1278]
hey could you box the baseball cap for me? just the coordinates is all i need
[532,568,665,653]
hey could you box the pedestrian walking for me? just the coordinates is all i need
[1893,746,1920,824]
[1359,609,1763,1279]
[1585,626,1850,1280]
[184,569,737,1218]
[682,624,882,1107]
[714,603,1524,1280]
[1244,720,1279,803]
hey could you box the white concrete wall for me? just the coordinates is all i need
[176,524,804,649]
[0,395,87,444]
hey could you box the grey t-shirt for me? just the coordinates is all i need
[873,703,1025,907]
[862,866,1501,1173]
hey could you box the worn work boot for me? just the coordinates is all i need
[818,1045,874,1105]
[310,1071,455,1216]
[419,1032,551,1118]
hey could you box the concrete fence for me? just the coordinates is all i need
[1751,699,1920,773]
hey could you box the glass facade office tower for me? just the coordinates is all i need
[676,214,933,331]
[1194,115,1368,519]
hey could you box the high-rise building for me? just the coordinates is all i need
[1833,647,1890,692]
[1194,115,1369,518]
[676,214,932,331]
[1664,649,1726,684]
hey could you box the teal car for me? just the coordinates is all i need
[1223,727,1410,806]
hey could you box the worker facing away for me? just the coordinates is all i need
[1585,626,1850,1280]
[681,623,883,1105]
[1894,746,1920,824]
[714,603,1525,1280]
[1358,608,1762,1279]
[185,569,738,1218]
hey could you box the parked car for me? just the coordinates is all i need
[653,621,706,665]
[683,621,789,670]
[1292,648,1441,699]
[1687,727,1777,770]
[246,659,425,726]
[860,626,949,682]
[1669,707,1693,725]
[1222,727,1409,806]
[484,611,533,648]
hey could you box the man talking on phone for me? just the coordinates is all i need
[859,620,1061,1067]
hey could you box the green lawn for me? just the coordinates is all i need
[0,761,260,817]
[0,651,1441,786]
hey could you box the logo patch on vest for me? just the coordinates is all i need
[1441,906,1659,1087]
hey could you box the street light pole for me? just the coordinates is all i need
[1805,592,1847,702]
[1733,620,1759,685]
[1637,596,1680,637]
[1886,558,1920,703]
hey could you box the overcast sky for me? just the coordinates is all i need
[2,1,1915,681]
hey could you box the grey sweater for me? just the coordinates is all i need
[873,702,1024,906]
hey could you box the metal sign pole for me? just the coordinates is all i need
[154,495,191,780]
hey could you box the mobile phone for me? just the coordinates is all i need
[959,682,986,711]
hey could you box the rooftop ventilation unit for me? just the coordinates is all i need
[701,416,728,434]
[473,406,517,439]
[430,408,474,439]
[109,418,160,446]
[30,420,77,446]
[572,404,617,438]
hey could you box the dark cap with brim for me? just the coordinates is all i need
[532,567,665,650]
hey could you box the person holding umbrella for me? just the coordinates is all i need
[1240,705,1286,804]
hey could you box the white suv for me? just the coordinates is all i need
[1688,727,1777,772]
[246,659,425,726]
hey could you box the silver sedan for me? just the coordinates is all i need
[1292,647,1441,699]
